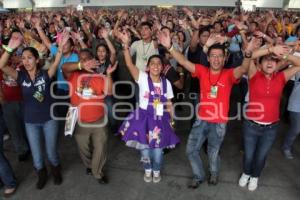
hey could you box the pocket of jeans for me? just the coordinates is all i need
[192,119,202,128]
[216,123,226,138]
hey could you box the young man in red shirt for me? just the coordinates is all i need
[158,30,255,188]
[63,49,116,184]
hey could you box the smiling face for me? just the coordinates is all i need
[147,57,163,77]
[208,48,226,72]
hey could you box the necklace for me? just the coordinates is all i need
[208,69,223,99]
[142,40,152,61]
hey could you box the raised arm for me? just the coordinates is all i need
[101,28,117,64]
[116,30,139,81]
[157,30,195,74]
[105,61,118,96]
[33,17,52,50]
[62,59,100,80]
[283,54,300,81]
[233,37,257,79]
[47,31,69,78]
[0,32,23,80]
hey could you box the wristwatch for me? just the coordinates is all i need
[244,51,252,58]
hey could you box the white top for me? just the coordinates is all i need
[137,71,174,110]
[130,40,158,71]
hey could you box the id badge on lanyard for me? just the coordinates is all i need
[153,98,163,116]
[210,85,218,99]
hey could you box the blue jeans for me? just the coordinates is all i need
[140,148,163,171]
[2,102,29,155]
[282,111,300,151]
[25,120,60,170]
[0,111,17,188]
[243,120,279,177]
[186,119,227,182]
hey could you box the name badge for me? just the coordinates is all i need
[156,103,164,116]
[210,86,218,99]
[33,91,44,102]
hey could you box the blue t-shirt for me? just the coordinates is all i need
[50,44,79,91]
[17,69,54,123]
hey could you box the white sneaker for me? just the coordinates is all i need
[143,170,152,183]
[248,177,258,191]
[238,173,250,187]
[153,171,161,183]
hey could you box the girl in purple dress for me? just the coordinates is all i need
[117,30,180,183]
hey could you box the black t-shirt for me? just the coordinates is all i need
[187,45,209,93]
[17,69,54,123]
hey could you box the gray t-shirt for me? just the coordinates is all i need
[288,71,300,112]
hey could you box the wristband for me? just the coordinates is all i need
[168,45,174,52]
[77,62,82,70]
[283,54,289,60]
[2,45,14,54]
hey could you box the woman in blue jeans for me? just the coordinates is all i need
[239,45,300,191]
[0,31,68,189]
[282,70,300,159]
[0,107,17,197]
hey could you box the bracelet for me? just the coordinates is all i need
[283,54,289,60]
[2,45,14,54]
[168,45,174,52]
[77,62,82,70]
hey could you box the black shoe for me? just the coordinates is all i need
[208,174,218,185]
[36,168,48,189]
[188,179,202,189]
[86,168,92,176]
[97,176,108,184]
[50,165,63,185]
[18,151,30,162]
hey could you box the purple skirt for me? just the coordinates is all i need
[118,108,180,150]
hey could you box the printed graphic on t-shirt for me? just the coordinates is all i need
[75,78,98,99]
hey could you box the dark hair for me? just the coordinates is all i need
[208,44,226,56]
[250,21,259,28]
[22,47,39,59]
[160,26,171,32]
[199,26,210,37]
[259,54,280,64]
[96,43,110,59]
[147,55,163,67]
[140,21,153,29]
[177,31,186,42]
[80,48,94,60]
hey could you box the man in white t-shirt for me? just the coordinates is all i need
[130,22,159,71]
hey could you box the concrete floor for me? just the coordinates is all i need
[2,116,300,200]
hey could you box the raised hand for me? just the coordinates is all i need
[116,30,130,45]
[59,30,70,48]
[271,45,290,57]
[106,61,118,75]
[82,59,100,73]
[7,32,23,50]
[100,28,109,39]
[157,30,171,49]
[70,31,82,41]
[182,7,193,17]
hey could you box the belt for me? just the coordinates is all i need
[248,120,278,127]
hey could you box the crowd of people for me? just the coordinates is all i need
[0,6,300,197]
